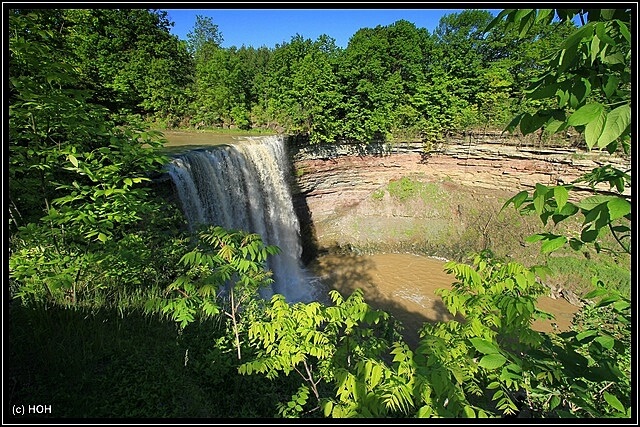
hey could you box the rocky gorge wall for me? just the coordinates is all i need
[288,133,631,262]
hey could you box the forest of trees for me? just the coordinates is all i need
[8,8,580,143]
[8,8,632,419]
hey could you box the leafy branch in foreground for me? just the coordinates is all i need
[492,9,631,256]
[238,289,398,418]
[501,179,631,255]
[487,9,631,155]
[145,226,279,360]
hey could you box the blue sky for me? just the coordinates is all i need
[162,8,502,49]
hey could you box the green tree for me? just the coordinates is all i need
[61,9,192,119]
[186,14,223,61]
[146,226,280,360]
[190,47,247,128]
[9,11,176,305]
[259,34,343,141]
[338,25,405,142]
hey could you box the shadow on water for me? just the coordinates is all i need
[307,253,459,348]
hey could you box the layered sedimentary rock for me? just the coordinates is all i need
[288,135,631,257]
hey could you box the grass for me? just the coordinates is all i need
[545,253,631,298]
[7,300,300,419]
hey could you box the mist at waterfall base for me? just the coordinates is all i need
[167,135,321,303]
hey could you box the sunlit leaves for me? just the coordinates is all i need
[469,338,500,355]
[491,9,630,155]
[596,104,631,149]
[148,226,278,333]
[576,165,630,193]
[567,102,604,127]
[478,353,507,370]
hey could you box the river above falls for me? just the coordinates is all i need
[309,253,580,346]
[160,130,276,154]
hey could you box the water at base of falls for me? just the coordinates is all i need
[166,135,319,303]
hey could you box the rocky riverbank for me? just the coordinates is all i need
[288,134,631,261]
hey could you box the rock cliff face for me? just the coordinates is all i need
[288,134,631,261]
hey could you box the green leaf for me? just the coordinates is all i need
[554,186,569,211]
[603,392,625,413]
[549,395,561,410]
[97,232,108,243]
[583,287,609,299]
[505,113,524,133]
[501,190,529,212]
[602,75,619,99]
[596,295,620,308]
[595,22,616,46]
[487,381,501,390]
[558,41,580,73]
[590,34,601,64]
[544,119,567,135]
[576,330,597,342]
[463,405,476,418]
[560,22,593,51]
[580,227,599,243]
[578,195,615,211]
[607,197,630,220]
[470,338,500,355]
[525,233,546,243]
[594,334,614,350]
[520,112,548,135]
[616,20,630,42]
[478,353,507,370]
[597,105,631,148]
[602,52,625,65]
[533,194,546,215]
[568,238,584,251]
[68,154,78,168]
[584,108,607,149]
[528,82,557,100]
[567,103,604,127]
[541,236,567,253]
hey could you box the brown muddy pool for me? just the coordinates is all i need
[309,253,580,346]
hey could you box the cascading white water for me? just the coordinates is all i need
[166,135,317,303]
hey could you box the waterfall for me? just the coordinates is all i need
[166,135,316,303]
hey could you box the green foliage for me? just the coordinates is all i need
[517,281,632,418]
[502,176,630,256]
[492,9,631,154]
[62,9,192,119]
[371,189,385,201]
[420,251,550,417]
[494,8,632,418]
[545,255,630,298]
[258,34,343,142]
[9,11,178,307]
[387,177,419,201]
[239,289,397,417]
[187,14,223,59]
[146,226,279,330]
[386,177,445,203]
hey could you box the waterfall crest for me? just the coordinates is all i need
[167,135,316,302]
